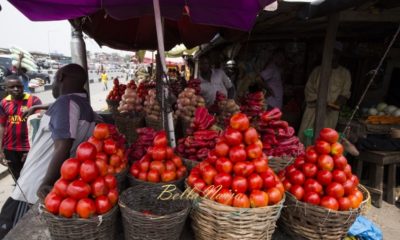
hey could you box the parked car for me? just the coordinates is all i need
[26,71,51,84]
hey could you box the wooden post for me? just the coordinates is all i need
[314,13,339,140]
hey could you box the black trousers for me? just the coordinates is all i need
[3,150,27,180]
[0,198,31,239]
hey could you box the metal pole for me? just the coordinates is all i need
[71,25,90,102]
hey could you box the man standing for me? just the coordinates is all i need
[298,43,351,141]
[0,75,42,179]
[101,71,108,90]
[199,55,235,106]
[0,64,97,238]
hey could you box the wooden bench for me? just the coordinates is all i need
[356,150,400,208]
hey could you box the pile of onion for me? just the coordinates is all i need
[175,88,206,122]
[118,81,143,114]
[144,89,161,121]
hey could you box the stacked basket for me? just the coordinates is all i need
[114,114,145,144]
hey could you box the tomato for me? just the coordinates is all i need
[252,156,268,173]
[93,123,110,140]
[215,189,234,206]
[293,156,305,169]
[76,198,96,218]
[95,196,112,214]
[61,158,81,180]
[96,152,108,162]
[165,147,174,159]
[254,139,263,150]
[305,147,318,163]
[88,136,103,152]
[171,156,183,168]
[206,150,218,164]
[224,128,243,146]
[153,132,167,147]
[348,191,363,209]
[215,157,233,174]
[53,178,69,198]
[161,170,176,182]
[187,174,199,188]
[317,154,334,171]
[104,175,117,189]
[213,173,232,189]
[176,166,187,179]
[244,127,259,145]
[229,146,247,163]
[80,160,99,183]
[233,162,246,176]
[303,179,323,195]
[342,179,356,196]
[333,155,348,170]
[201,165,217,185]
[76,142,97,161]
[230,113,250,131]
[275,182,285,195]
[67,180,91,199]
[332,170,347,184]
[45,192,62,214]
[303,192,321,205]
[320,196,339,210]
[150,161,166,174]
[146,169,160,183]
[152,146,167,161]
[116,148,125,159]
[139,159,150,172]
[138,171,147,181]
[330,142,344,157]
[248,190,268,207]
[326,182,345,198]
[233,193,251,208]
[243,162,256,177]
[109,154,122,167]
[285,165,297,175]
[343,164,352,178]
[165,160,176,172]
[349,175,359,186]
[108,189,119,206]
[260,172,277,189]
[289,185,305,201]
[96,159,109,177]
[215,141,230,157]
[267,187,282,205]
[282,179,292,191]
[302,163,318,178]
[232,176,248,193]
[103,139,117,155]
[338,197,351,211]
[246,144,262,159]
[315,140,331,155]
[247,173,263,191]
[192,179,207,193]
[288,170,305,186]
[59,197,77,218]
[353,189,364,202]
[316,170,332,186]
[319,128,339,144]
[202,185,219,200]
[107,166,115,175]
[91,177,109,197]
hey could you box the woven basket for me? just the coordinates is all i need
[127,173,187,191]
[40,204,118,240]
[279,184,370,240]
[119,185,190,240]
[115,167,128,192]
[190,188,285,240]
[145,116,164,130]
[268,156,294,173]
[182,158,200,172]
[114,114,145,144]
[106,99,119,115]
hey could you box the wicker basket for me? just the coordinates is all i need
[145,116,164,130]
[114,114,145,144]
[40,204,118,240]
[190,188,285,240]
[119,185,190,240]
[268,156,294,173]
[127,173,187,191]
[278,184,371,240]
[106,99,119,115]
[182,158,200,172]
[115,167,128,192]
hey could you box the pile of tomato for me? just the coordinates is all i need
[279,128,363,211]
[187,113,284,208]
[129,132,188,183]
[106,78,126,102]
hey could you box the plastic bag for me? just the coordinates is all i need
[348,216,382,240]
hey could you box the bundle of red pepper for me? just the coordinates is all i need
[208,91,227,114]
[126,127,157,163]
[257,108,304,157]
[240,91,266,119]
[187,79,201,95]
[137,81,156,101]
[107,124,127,148]
[177,108,220,161]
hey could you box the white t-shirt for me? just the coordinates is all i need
[200,69,233,106]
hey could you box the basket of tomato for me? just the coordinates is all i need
[118,184,190,240]
[277,128,370,240]
[187,113,285,240]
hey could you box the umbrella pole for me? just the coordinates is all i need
[153,0,176,147]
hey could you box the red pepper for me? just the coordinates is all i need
[260,108,282,123]
[278,136,299,146]
[277,127,295,138]
[193,130,219,141]
[268,120,289,129]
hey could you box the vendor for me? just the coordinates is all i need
[298,42,352,141]
[199,55,235,106]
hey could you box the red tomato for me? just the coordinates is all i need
[233,193,251,208]
[233,162,246,176]
[53,179,69,198]
[303,192,321,205]
[320,196,339,210]
[96,152,108,162]
[59,197,77,218]
[252,156,268,173]
[150,160,166,174]
[202,185,219,200]
[338,197,351,211]
[76,142,97,161]
[206,150,218,164]
[202,165,218,185]
[319,128,339,144]
[315,140,331,155]
[67,180,91,199]
[153,132,167,147]
[289,170,305,186]
[161,170,176,182]
[215,189,234,206]
[165,147,174,159]
[80,160,99,183]
[171,156,183,168]
[230,113,250,131]
[139,159,150,172]
[215,141,230,157]
[109,154,122,167]
[108,189,119,206]
[138,171,147,181]
[192,179,207,193]
[247,173,263,191]
[224,128,243,146]
[93,123,110,140]
[213,173,232,189]
[165,160,176,172]
[76,198,96,218]
[289,185,305,201]
[267,187,282,205]
[176,166,187,179]
[332,170,347,184]
[96,159,109,177]
[343,164,352,178]
[317,154,334,171]
[152,146,167,161]
[244,127,259,145]
[91,177,109,197]
[285,165,297,175]
[293,156,305,169]
[88,136,103,152]
[103,139,117,155]
[330,142,344,157]
[45,193,62,214]
[231,176,248,193]
[215,157,233,174]
[305,147,318,163]
[317,170,333,186]
[95,196,112,214]
[275,182,285,195]
[333,155,348,170]
[61,158,81,180]
[243,162,256,177]
[104,175,117,189]
[246,144,262,159]
[303,179,323,195]
[260,172,277,189]
[302,163,318,178]
[129,162,140,177]
[326,182,345,198]
[249,190,269,207]
[282,179,292,191]
[147,169,161,183]
[187,174,200,188]
[343,179,357,196]
[349,175,359,186]
[229,146,247,163]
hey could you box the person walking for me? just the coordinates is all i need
[101,71,108,90]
